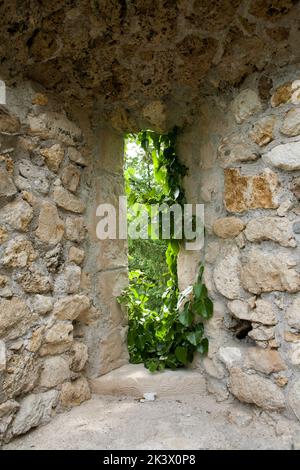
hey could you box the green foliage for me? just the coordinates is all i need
[118,129,213,371]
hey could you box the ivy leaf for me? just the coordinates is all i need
[186,328,203,346]
[178,307,193,327]
[197,338,209,355]
[175,346,188,364]
[201,297,213,320]
[193,283,203,300]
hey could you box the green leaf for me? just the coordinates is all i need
[186,328,203,346]
[175,346,188,364]
[178,307,193,327]
[197,338,209,355]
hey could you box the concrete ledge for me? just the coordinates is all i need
[90,363,207,398]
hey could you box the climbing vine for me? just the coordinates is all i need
[118,129,213,371]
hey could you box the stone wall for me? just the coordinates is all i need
[0,81,128,443]
[178,66,300,419]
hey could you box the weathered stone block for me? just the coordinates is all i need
[0,168,17,199]
[1,236,37,268]
[11,390,58,436]
[218,134,259,167]
[54,265,81,295]
[53,186,85,213]
[227,298,277,325]
[264,141,300,171]
[61,164,81,192]
[70,342,88,372]
[53,294,90,321]
[0,297,38,340]
[213,217,245,239]
[64,216,86,242]
[36,201,65,245]
[231,89,262,124]
[286,295,300,329]
[241,249,300,294]
[66,147,87,166]
[0,199,33,232]
[245,216,296,247]
[27,112,82,145]
[229,367,285,410]
[213,245,243,299]
[60,377,91,408]
[224,168,278,213]
[0,110,20,133]
[250,115,276,146]
[68,246,85,265]
[281,108,300,136]
[40,144,64,173]
[17,265,52,294]
[40,356,70,388]
[18,160,49,194]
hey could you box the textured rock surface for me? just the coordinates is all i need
[39,357,70,388]
[241,250,300,294]
[286,296,300,330]
[281,108,300,137]
[264,141,300,171]
[53,295,90,321]
[229,368,285,410]
[231,89,261,124]
[36,201,64,245]
[224,169,278,213]
[60,377,91,408]
[213,217,245,239]
[245,217,296,247]
[213,246,243,299]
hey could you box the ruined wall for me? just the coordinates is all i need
[0,81,128,443]
[178,66,300,419]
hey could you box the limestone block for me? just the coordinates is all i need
[0,297,38,340]
[60,377,91,408]
[218,134,259,167]
[1,236,37,268]
[95,269,128,328]
[68,246,85,265]
[241,249,300,294]
[26,327,44,353]
[281,108,300,136]
[228,299,277,326]
[11,390,58,436]
[70,342,88,372]
[40,356,70,388]
[3,353,40,399]
[229,367,285,410]
[54,265,81,295]
[264,141,300,171]
[224,168,278,213]
[36,201,65,245]
[53,294,90,321]
[245,216,296,247]
[27,112,82,145]
[0,400,19,436]
[40,144,64,173]
[30,295,53,315]
[271,79,300,107]
[244,348,286,375]
[0,199,33,231]
[18,160,49,194]
[213,217,245,239]
[213,245,243,299]
[61,164,81,192]
[231,89,262,124]
[286,295,300,329]
[250,115,276,146]
[289,345,300,365]
[0,226,8,243]
[53,186,85,213]
[44,322,73,345]
[66,147,87,166]
[248,324,275,341]
[65,216,86,242]
[218,347,242,369]
[0,168,17,199]
[0,110,20,133]
[142,101,167,133]
[17,265,52,294]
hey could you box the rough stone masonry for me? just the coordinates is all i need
[1,0,300,444]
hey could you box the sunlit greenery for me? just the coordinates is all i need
[118,130,213,372]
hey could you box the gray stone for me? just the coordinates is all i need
[53,186,85,213]
[281,108,300,137]
[27,112,82,145]
[70,342,88,372]
[17,265,52,294]
[18,159,50,194]
[54,265,81,295]
[293,221,300,234]
[64,217,86,242]
[264,141,300,171]
[67,147,87,166]
[11,390,58,436]
[30,295,53,315]
[0,199,33,232]
[286,295,300,330]
[231,89,262,124]
[248,324,275,341]
[213,245,243,299]
[40,356,70,388]
[227,299,277,326]
[61,164,81,192]
[241,249,300,294]
[245,217,296,248]
[0,168,17,199]
[229,367,285,410]
[53,294,90,321]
